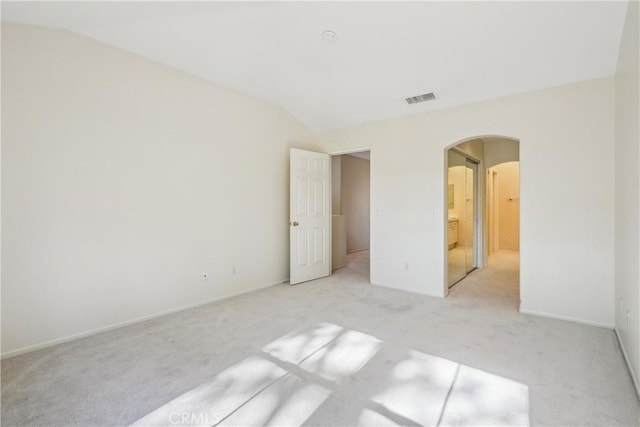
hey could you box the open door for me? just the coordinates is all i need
[290,148,331,285]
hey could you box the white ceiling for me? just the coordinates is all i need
[2,1,628,131]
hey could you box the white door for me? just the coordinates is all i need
[290,148,331,285]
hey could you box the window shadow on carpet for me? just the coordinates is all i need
[130,322,529,427]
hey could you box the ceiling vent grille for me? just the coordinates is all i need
[405,92,437,105]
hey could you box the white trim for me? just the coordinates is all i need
[328,147,371,156]
[615,328,640,398]
[519,307,613,329]
[1,280,284,360]
[371,280,446,299]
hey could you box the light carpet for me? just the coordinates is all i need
[2,252,638,426]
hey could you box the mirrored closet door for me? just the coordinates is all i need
[447,150,478,288]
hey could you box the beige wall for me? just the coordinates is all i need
[1,17,629,361]
[341,155,370,252]
[491,162,520,251]
[320,76,615,328]
[332,156,342,215]
[614,0,640,392]
[1,24,316,356]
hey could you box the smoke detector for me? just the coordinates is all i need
[322,30,338,42]
[405,92,437,105]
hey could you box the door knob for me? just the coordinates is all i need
[291,221,299,227]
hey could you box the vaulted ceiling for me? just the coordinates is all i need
[2,1,629,130]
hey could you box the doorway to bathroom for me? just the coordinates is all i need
[445,137,520,303]
[331,150,371,282]
[487,162,520,255]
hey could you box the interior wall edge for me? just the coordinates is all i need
[615,327,640,398]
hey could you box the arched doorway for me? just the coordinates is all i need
[444,136,520,305]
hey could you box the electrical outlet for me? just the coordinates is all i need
[403,262,409,272]
[620,298,624,313]
[232,266,237,276]
[202,272,208,281]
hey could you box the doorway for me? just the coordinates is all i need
[288,147,371,286]
[331,150,371,281]
[447,149,478,287]
[444,136,520,306]
[487,162,520,254]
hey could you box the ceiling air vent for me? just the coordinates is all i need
[405,92,437,105]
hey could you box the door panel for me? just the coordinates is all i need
[447,150,478,288]
[290,148,331,285]
[447,150,467,287]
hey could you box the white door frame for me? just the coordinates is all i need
[487,169,499,253]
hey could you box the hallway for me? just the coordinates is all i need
[345,250,370,281]
[447,252,520,311]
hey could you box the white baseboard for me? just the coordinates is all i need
[347,248,369,254]
[1,280,285,360]
[370,280,446,299]
[615,328,640,399]
[519,308,613,329]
